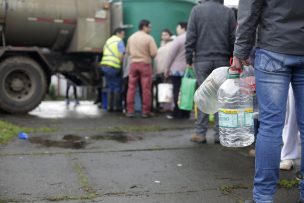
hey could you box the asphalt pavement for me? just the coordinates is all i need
[0,101,299,203]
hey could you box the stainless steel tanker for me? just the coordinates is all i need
[0,0,122,113]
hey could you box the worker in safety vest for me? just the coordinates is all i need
[100,28,125,112]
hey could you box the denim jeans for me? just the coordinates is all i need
[253,48,304,203]
[101,66,122,93]
[193,60,229,138]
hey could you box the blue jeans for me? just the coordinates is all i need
[253,48,304,203]
[101,66,122,93]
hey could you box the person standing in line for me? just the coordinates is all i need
[185,0,236,143]
[100,28,125,112]
[121,54,130,113]
[160,29,173,47]
[154,28,174,112]
[280,85,300,171]
[164,22,190,119]
[126,19,158,118]
[232,0,304,202]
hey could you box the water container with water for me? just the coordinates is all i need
[217,67,255,147]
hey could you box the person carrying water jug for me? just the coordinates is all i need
[232,0,304,202]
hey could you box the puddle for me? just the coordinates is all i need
[90,131,143,143]
[29,135,86,149]
[62,134,83,141]
[28,132,143,149]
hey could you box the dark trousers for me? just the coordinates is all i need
[122,77,129,111]
[193,60,230,138]
[66,83,78,100]
[153,74,164,112]
[96,88,102,103]
[170,76,190,119]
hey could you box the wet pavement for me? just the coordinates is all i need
[0,101,299,203]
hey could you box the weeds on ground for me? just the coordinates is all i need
[0,120,54,144]
[278,178,299,189]
[219,184,249,202]
[219,184,249,194]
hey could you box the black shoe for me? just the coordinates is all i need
[214,139,220,144]
[93,99,100,105]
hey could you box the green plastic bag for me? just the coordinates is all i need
[179,68,197,111]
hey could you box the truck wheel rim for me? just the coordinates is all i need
[4,70,34,101]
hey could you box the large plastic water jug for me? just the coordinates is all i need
[217,67,254,147]
[194,66,229,114]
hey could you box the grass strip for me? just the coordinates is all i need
[73,162,97,197]
[0,120,54,144]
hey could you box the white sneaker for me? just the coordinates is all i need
[280,159,294,170]
[166,114,174,119]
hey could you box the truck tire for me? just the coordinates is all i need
[0,57,47,114]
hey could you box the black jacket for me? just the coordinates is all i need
[185,0,236,65]
[234,0,304,59]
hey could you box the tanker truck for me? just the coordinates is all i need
[0,0,123,113]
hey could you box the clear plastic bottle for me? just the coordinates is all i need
[194,66,229,114]
[217,68,254,147]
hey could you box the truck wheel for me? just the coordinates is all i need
[0,57,47,114]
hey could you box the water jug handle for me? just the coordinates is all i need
[227,67,241,79]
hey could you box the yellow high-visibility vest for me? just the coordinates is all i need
[100,35,122,69]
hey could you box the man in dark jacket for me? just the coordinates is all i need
[233,0,304,202]
[185,0,236,144]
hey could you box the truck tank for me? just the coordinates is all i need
[0,0,120,114]
[0,0,111,52]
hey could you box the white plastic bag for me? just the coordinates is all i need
[194,66,229,114]
[158,83,173,103]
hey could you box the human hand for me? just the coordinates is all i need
[231,56,251,70]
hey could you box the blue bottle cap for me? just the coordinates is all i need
[18,132,28,140]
